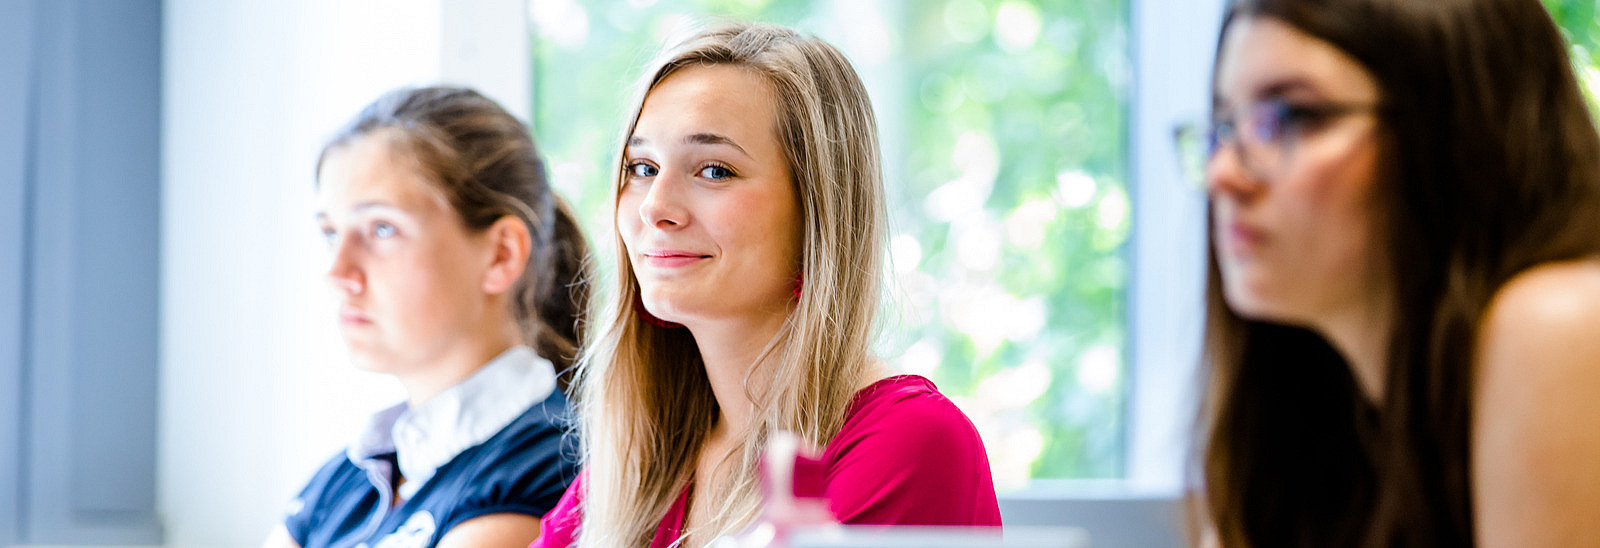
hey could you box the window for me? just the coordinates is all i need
[532,0,1133,486]
[1545,0,1600,120]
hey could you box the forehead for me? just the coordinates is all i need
[1215,15,1380,103]
[631,64,780,148]
[316,132,450,215]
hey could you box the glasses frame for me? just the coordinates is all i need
[1173,98,1381,189]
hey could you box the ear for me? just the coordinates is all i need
[481,216,532,295]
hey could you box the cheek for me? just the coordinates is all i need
[1290,140,1387,271]
[614,190,644,245]
[722,190,800,266]
[390,241,482,317]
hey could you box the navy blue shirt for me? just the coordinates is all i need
[284,347,578,548]
[286,392,576,548]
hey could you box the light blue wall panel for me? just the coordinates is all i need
[21,0,163,543]
[0,0,38,543]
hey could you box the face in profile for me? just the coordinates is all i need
[1207,16,1390,325]
[315,132,499,374]
[617,64,803,327]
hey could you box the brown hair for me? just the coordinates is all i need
[1196,0,1600,545]
[317,86,593,378]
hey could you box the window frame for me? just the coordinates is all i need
[517,0,1224,543]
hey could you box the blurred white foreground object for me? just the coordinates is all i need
[791,525,1090,547]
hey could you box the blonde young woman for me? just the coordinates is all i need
[530,23,1001,548]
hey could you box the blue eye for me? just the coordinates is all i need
[372,222,396,239]
[626,162,659,177]
[319,227,337,245]
[698,165,733,179]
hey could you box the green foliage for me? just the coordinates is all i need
[1546,0,1600,122]
[532,0,1131,482]
[531,0,1600,483]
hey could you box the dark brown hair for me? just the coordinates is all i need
[317,86,593,379]
[1196,0,1600,545]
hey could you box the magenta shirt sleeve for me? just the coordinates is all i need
[819,375,1003,527]
[529,468,585,548]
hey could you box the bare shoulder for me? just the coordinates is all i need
[1486,257,1600,324]
[1480,258,1600,364]
[1472,258,1600,545]
[1476,257,1600,417]
[435,513,542,548]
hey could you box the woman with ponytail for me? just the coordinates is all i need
[263,86,592,548]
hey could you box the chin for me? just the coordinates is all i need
[640,290,695,322]
[1221,274,1297,323]
[342,343,395,374]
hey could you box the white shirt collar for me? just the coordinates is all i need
[347,345,558,499]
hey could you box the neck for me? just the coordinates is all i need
[396,316,522,409]
[686,307,791,436]
[1314,292,1394,404]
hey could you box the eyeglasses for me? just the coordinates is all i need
[1172,98,1380,188]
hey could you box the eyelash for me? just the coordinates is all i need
[371,221,397,239]
[697,162,736,180]
[624,161,658,178]
[318,221,398,245]
[621,161,739,181]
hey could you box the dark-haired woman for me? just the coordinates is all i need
[1186,0,1600,545]
[261,87,591,548]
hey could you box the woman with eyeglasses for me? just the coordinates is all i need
[1184,0,1600,545]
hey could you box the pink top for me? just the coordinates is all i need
[531,375,1002,548]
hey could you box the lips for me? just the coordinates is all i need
[1223,221,1268,256]
[339,306,372,326]
[640,249,711,268]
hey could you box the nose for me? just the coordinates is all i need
[325,235,365,295]
[1204,141,1265,201]
[637,171,689,231]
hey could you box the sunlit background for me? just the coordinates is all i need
[531,0,1130,485]
[1,0,1597,546]
[531,0,1600,487]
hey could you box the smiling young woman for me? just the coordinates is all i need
[530,22,1001,548]
[1190,0,1600,546]
[261,87,591,548]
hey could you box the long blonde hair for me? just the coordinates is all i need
[571,22,887,547]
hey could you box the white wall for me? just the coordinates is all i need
[160,1,527,545]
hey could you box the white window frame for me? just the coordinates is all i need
[991,1,1222,545]
[508,0,1228,544]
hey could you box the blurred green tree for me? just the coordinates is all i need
[530,0,1600,484]
[531,0,1130,484]
[1546,0,1600,121]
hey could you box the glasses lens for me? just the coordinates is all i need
[1247,100,1285,143]
[1172,123,1209,189]
[1238,101,1288,180]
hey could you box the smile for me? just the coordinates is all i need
[641,250,711,268]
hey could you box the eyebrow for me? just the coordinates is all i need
[314,201,402,221]
[627,133,753,160]
[1215,77,1321,110]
